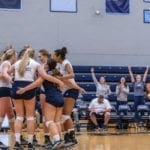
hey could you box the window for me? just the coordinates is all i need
[143,0,150,3]
[143,10,150,23]
[50,0,77,13]
[0,0,21,9]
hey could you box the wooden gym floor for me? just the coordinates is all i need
[0,128,150,150]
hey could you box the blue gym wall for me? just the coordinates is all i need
[0,0,150,66]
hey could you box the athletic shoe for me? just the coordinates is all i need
[51,140,62,150]
[102,124,108,131]
[45,142,53,149]
[28,143,34,150]
[94,126,101,132]
[14,141,23,150]
[64,132,72,147]
[33,135,38,145]
[65,131,78,147]
[0,141,9,149]
[20,135,28,145]
[44,135,52,146]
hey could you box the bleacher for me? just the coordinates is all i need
[73,65,150,130]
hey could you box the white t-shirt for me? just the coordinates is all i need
[13,58,40,82]
[0,61,12,88]
[56,59,76,90]
[88,98,112,114]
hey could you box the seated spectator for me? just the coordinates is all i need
[90,67,111,99]
[88,94,112,131]
[116,77,129,110]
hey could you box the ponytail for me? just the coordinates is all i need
[54,47,67,60]
[2,49,16,61]
[18,48,32,77]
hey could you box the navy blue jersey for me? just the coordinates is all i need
[42,70,64,107]
[42,70,59,93]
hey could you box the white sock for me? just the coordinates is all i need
[15,133,21,144]
[28,134,34,144]
[53,134,60,142]
[68,128,74,132]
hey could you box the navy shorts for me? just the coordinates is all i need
[12,81,36,100]
[45,88,64,107]
[63,89,79,100]
[40,89,45,95]
[0,87,11,98]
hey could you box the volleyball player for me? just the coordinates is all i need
[38,49,53,146]
[0,49,17,147]
[17,48,38,146]
[53,47,80,147]
[16,57,65,149]
[11,48,64,149]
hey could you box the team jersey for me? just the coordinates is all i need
[56,59,75,90]
[13,58,40,82]
[42,70,59,92]
[0,61,12,88]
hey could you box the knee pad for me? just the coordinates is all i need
[16,116,24,122]
[0,117,4,123]
[27,116,35,122]
[45,120,54,128]
[62,115,70,123]
[9,117,15,123]
[42,116,45,122]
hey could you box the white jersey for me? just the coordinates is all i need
[13,58,40,82]
[56,59,76,90]
[0,61,12,88]
[88,98,112,114]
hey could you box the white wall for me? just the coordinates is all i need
[0,0,150,66]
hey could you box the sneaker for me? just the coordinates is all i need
[45,142,53,149]
[64,131,78,147]
[51,140,62,150]
[57,139,64,148]
[20,135,28,145]
[64,133,72,147]
[102,124,108,131]
[69,131,78,146]
[44,135,52,146]
[0,141,9,149]
[14,141,23,150]
[28,143,34,150]
[94,127,100,133]
[33,135,38,145]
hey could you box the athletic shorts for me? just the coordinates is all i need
[12,81,36,100]
[63,89,79,100]
[40,89,45,95]
[0,87,11,98]
[45,88,64,107]
[91,112,104,121]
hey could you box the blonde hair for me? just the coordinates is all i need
[18,48,33,77]
[2,49,16,61]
